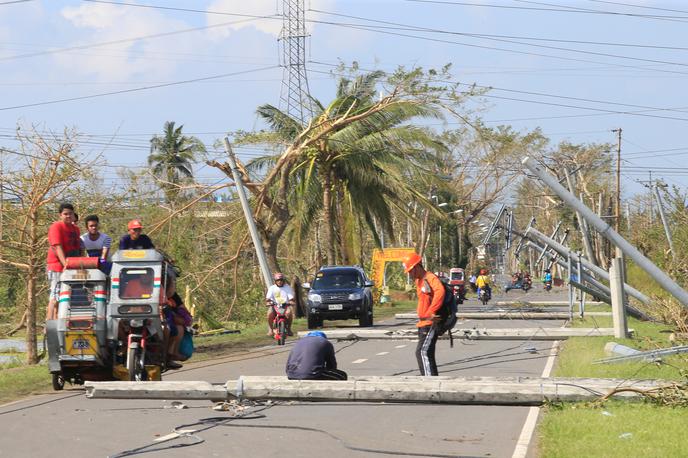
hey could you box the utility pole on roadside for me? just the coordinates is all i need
[612,128,622,233]
[223,138,272,289]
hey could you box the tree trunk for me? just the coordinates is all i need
[322,169,336,265]
[26,266,38,364]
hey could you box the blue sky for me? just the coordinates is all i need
[1,0,687,198]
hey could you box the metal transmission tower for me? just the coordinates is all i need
[278,0,313,123]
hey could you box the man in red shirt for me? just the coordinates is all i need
[403,252,445,376]
[46,203,82,320]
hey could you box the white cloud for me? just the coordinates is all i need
[58,2,197,81]
[205,0,336,39]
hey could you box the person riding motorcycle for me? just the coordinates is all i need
[265,272,296,337]
[522,272,533,290]
[476,269,492,300]
[543,269,553,283]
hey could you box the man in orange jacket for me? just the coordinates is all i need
[403,252,445,376]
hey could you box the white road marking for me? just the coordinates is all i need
[394,345,407,348]
[511,340,559,458]
[376,352,389,356]
[351,358,368,364]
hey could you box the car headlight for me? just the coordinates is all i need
[308,293,322,303]
[348,292,363,300]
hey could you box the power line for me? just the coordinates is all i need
[312,8,688,52]
[0,14,278,62]
[0,0,34,5]
[309,62,688,122]
[0,66,279,111]
[308,16,688,75]
[404,0,688,22]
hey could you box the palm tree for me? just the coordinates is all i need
[248,71,447,265]
[149,121,206,203]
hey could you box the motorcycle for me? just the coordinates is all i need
[108,249,173,382]
[270,301,290,346]
[544,280,552,292]
[522,278,532,292]
[452,285,465,304]
[478,287,490,305]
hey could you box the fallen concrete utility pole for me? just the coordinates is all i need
[523,157,688,306]
[84,376,672,406]
[525,227,650,305]
[525,241,614,305]
[595,345,688,364]
[495,300,604,306]
[394,312,612,320]
[297,327,627,340]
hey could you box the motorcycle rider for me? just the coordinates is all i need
[523,272,533,290]
[476,268,492,300]
[543,269,553,290]
[265,272,296,336]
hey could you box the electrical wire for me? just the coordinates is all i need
[0,66,279,111]
[404,0,688,22]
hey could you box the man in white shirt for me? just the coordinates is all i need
[265,272,296,336]
[81,214,112,260]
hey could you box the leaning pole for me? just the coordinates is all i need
[523,157,688,307]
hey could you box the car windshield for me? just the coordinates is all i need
[120,268,155,299]
[312,272,362,290]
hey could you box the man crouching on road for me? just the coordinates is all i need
[403,252,444,376]
[286,331,347,380]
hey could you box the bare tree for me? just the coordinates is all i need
[0,128,91,364]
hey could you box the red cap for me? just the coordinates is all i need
[127,219,143,230]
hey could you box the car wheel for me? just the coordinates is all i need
[358,305,373,327]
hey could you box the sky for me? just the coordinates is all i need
[1,0,688,201]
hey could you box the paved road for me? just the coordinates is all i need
[0,289,570,458]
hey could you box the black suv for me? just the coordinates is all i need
[303,266,374,329]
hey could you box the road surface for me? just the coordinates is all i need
[0,288,574,458]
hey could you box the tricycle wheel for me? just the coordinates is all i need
[127,345,146,381]
[52,373,65,391]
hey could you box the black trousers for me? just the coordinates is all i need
[416,325,439,376]
[317,368,348,380]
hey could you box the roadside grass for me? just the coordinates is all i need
[538,314,688,457]
[0,364,51,405]
[0,299,418,405]
[539,401,688,458]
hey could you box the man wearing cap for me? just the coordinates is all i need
[403,252,445,376]
[286,331,347,380]
[119,219,155,250]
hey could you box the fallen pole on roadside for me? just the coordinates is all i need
[84,375,673,405]
[395,312,612,320]
[495,300,604,306]
[595,345,688,364]
[297,327,628,340]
